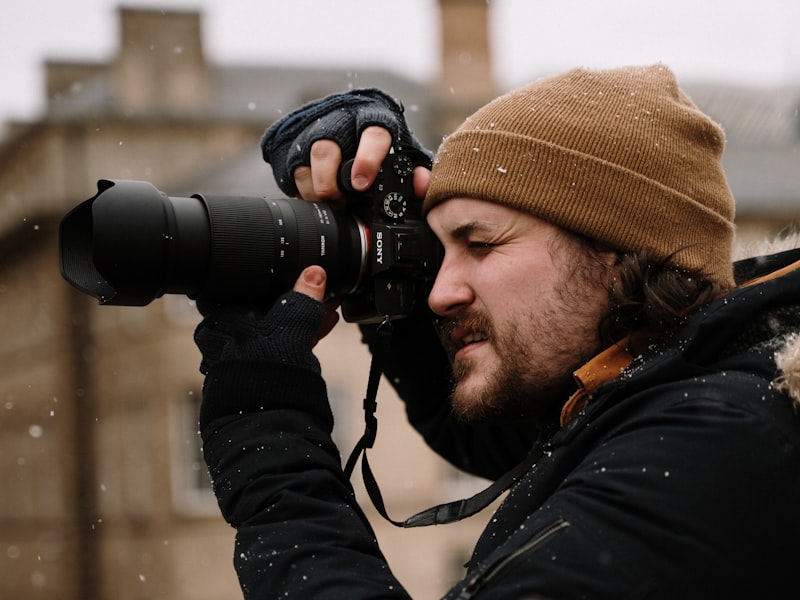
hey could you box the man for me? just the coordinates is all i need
[194,65,800,598]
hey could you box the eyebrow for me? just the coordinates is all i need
[448,221,498,241]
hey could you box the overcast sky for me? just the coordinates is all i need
[1,0,799,123]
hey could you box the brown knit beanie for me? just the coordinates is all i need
[425,64,736,288]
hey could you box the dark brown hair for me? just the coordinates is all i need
[599,248,732,352]
[551,229,732,355]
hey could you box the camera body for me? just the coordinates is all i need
[337,150,437,322]
[58,149,440,323]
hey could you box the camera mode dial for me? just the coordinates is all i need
[382,191,407,220]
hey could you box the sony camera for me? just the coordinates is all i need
[58,149,441,323]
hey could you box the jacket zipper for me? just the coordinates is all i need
[457,518,570,599]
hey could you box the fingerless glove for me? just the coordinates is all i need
[261,88,431,197]
[194,291,325,376]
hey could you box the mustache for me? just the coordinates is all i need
[435,310,494,355]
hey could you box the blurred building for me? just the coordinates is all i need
[0,3,797,600]
[687,82,800,246]
[0,4,492,600]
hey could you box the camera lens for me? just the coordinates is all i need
[58,180,368,306]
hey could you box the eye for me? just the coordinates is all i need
[467,241,496,254]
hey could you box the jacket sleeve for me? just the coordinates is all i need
[359,307,538,480]
[196,293,411,599]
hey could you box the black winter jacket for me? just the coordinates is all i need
[198,248,800,599]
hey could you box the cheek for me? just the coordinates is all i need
[476,254,559,306]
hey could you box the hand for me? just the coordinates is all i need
[293,126,431,206]
[260,88,433,200]
[293,265,340,345]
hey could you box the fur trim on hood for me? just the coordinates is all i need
[775,334,800,410]
[736,232,800,410]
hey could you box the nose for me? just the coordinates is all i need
[427,256,473,317]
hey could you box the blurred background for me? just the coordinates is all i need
[1,1,798,598]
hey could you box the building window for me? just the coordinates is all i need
[170,388,217,516]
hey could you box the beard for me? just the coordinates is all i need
[435,257,610,424]
[437,311,578,423]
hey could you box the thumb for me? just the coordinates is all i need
[294,266,327,302]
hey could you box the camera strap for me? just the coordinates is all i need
[343,320,544,528]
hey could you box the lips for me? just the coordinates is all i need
[437,315,491,358]
[453,327,487,349]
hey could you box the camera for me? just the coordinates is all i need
[58,149,441,323]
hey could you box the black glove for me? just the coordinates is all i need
[194,291,325,376]
[261,88,432,197]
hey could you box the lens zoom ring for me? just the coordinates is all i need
[204,196,276,300]
[292,205,323,268]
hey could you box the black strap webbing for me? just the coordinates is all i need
[343,320,543,528]
[342,319,389,479]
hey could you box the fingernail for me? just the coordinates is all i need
[304,267,325,286]
[352,174,369,191]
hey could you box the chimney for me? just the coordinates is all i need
[435,0,496,135]
[112,7,211,116]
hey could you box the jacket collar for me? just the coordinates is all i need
[560,339,633,426]
[559,249,800,427]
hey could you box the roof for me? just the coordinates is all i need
[16,59,800,218]
[686,82,800,215]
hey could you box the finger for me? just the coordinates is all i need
[413,166,431,201]
[294,165,316,200]
[350,126,393,192]
[309,139,344,202]
[294,265,327,302]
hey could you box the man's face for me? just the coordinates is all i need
[426,197,614,422]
